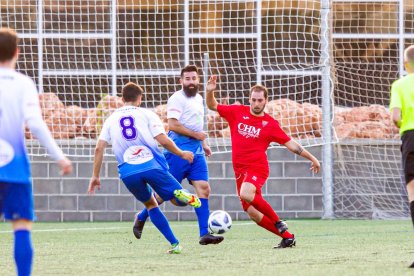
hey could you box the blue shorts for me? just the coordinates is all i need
[0,182,34,221]
[121,168,183,203]
[165,153,208,184]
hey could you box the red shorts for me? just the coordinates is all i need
[235,171,267,211]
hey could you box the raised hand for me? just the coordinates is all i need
[206,75,218,92]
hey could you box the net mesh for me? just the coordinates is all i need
[2,0,412,218]
[2,0,325,153]
[332,1,410,218]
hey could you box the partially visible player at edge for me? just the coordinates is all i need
[134,65,224,245]
[205,75,320,248]
[389,45,414,268]
[88,82,201,254]
[0,27,73,276]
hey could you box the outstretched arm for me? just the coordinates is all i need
[283,140,320,174]
[168,118,206,141]
[25,95,73,175]
[88,139,108,194]
[206,75,218,111]
[27,116,73,175]
[155,133,194,163]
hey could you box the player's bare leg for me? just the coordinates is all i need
[239,181,256,203]
[12,220,33,231]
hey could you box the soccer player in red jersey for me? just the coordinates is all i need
[205,75,320,248]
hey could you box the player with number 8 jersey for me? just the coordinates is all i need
[88,82,201,254]
[102,107,170,177]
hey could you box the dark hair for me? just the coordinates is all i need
[249,84,268,100]
[122,82,143,102]
[180,65,199,77]
[0,28,18,62]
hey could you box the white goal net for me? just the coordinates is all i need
[2,0,325,155]
[332,1,413,218]
[2,0,412,218]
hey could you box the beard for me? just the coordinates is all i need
[251,106,265,115]
[183,85,199,97]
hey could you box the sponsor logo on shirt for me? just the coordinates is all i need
[123,145,154,165]
[243,116,249,119]
[262,121,268,127]
[132,148,143,155]
[0,139,14,167]
[237,123,261,138]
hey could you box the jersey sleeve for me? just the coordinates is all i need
[23,78,65,161]
[167,94,183,120]
[98,118,112,143]
[148,110,166,138]
[270,120,291,145]
[389,81,402,111]
[217,104,238,122]
[22,78,42,122]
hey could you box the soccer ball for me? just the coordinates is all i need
[208,210,232,234]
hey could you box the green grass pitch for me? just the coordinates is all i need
[0,220,413,275]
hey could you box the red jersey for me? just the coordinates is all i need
[217,104,291,178]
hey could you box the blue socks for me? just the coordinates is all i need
[148,207,178,245]
[137,208,149,221]
[195,198,209,237]
[139,197,210,237]
[14,230,33,276]
[138,195,164,221]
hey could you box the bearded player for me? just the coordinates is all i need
[205,75,320,248]
[134,65,223,245]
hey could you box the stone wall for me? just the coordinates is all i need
[30,146,323,222]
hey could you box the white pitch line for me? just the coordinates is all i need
[0,222,256,234]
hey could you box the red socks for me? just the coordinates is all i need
[250,193,280,222]
[257,215,294,239]
[250,194,294,239]
[258,215,282,237]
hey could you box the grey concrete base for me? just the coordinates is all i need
[31,146,324,221]
[30,143,406,221]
